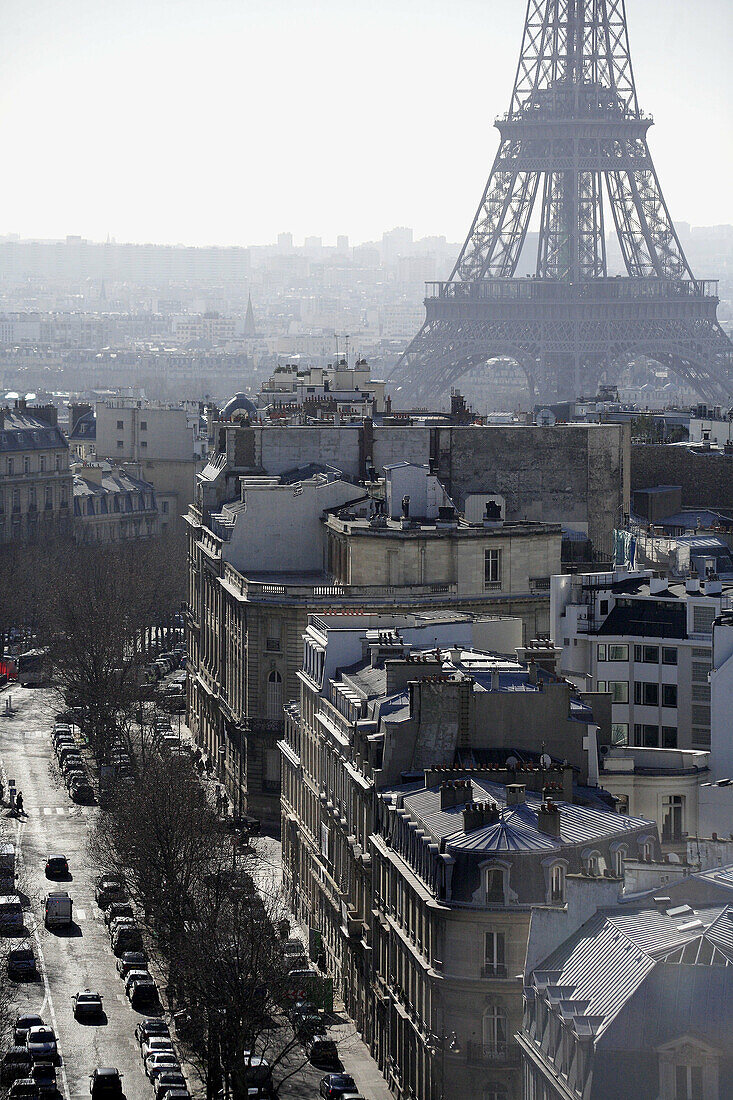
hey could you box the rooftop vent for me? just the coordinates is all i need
[506,783,526,806]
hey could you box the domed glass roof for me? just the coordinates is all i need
[221,392,257,418]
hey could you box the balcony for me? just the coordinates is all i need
[465,1040,519,1067]
[481,963,508,979]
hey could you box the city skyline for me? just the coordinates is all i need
[0,0,730,248]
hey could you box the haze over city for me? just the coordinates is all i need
[1,0,731,246]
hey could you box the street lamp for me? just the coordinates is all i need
[438,1030,460,1100]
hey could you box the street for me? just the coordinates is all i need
[0,686,392,1100]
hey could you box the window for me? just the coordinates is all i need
[596,680,606,693]
[634,681,659,706]
[39,455,45,472]
[662,684,678,708]
[44,485,52,509]
[662,726,678,748]
[599,599,609,615]
[12,488,20,512]
[662,795,684,842]
[597,644,607,662]
[140,441,147,449]
[641,837,654,860]
[486,868,505,905]
[584,851,602,875]
[675,1064,703,1100]
[23,456,30,474]
[483,932,506,978]
[266,669,283,721]
[7,459,13,475]
[117,440,123,449]
[550,864,565,902]
[608,644,628,661]
[693,606,716,634]
[643,645,659,662]
[611,723,628,745]
[55,454,61,471]
[484,548,502,587]
[662,647,678,665]
[482,1005,507,1055]
[634,723,659,747]
[117,420,124,430]
[614,846,627,877]
[161,501,169,514]
[608,681,628,703]
[140,420,147,430]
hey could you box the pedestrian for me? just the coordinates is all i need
[15,791,24,816]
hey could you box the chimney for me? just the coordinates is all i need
[686,577,701,594]
[506,783,526,806]
[537,801,562,838]
[462,800,500,833]
[650,574,668,595]
[440,779,472,811]
[706,577,722,596]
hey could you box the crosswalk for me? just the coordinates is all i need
[29,806,93,816]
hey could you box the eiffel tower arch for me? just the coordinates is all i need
[392,0,733,406]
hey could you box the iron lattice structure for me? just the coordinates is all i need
[393,0,733,404]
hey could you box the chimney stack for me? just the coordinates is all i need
[506,783,526,806]
[537,800,562,838]
[462,800,500,833]
[440,779,472,811]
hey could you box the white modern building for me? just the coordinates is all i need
[551,569,733,752]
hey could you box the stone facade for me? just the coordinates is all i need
[0,404,73,544]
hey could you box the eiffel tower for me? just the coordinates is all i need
[392,0,733,405]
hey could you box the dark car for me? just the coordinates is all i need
[89,1068,123,1099]
[153,1073,187,1100]
[112,925,143,955]
[128,977,159,1008]
[45,856,69,879]
[8,1078,41,1100]
[8,945,37,979]
[57,745,82,765]
[95,879,126,908]
[319,1075,357,1100]
[13,1017,44,1047]
[1,1048,32,1086]
[104,903,134,928]
[306,1039,339,1069]
[118,952,150,980]
[29,1061,56,1095]
[135,1018,170,1046]
[70,781,95,805]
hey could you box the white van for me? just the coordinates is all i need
[0,894,24,932]
[44,891,73,928]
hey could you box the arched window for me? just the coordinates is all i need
[584,850,602,876]
[550,863,565,902]
[641,836,654,861]
[486,867,505,905]
[483,1089,508,1100]
[482,1004,508,1056]
[614,845,628,878]
[266,669,283,721]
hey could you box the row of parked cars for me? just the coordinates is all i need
[0,1015,60,1097]
[51,721,95,804]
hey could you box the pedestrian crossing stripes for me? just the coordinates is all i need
[34,806,91,816]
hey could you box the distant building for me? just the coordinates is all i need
[280,614,658,1100]
[72,460,159,544]
[519,897,733,1100]
[258,358,389,419]
[0,402,73,544]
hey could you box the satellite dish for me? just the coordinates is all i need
[505,756,519,770]
[540,753,552,770]
[600,744,610,756]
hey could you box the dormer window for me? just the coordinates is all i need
[675,1065,703,1100]
[486,868,505,905]
[550,863,565,902]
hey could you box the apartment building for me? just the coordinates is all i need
[519,897,733,1100]
[258,358,388,418]
[551,569,733,752]
[186,446,560,823]
[72,461,159,544]
[279,615,657,1100]
[95,397,206,534]
[0,403,73,544]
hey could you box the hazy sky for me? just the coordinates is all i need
[0,0,730,247]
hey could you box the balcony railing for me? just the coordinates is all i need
[481,963,508,979]
[425,276,719,302]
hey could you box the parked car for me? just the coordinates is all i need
[146,1055,180,1081]
[319,1075,358,1100]
[29,1061,56,1095]
[94,879,126,908]
[153,1072,188,1100]
[57,745,81,765]
[45,855,69,879]
[1,1049,32,1086]
[0,896,25,933]
[13,1017,43,1047]
[72,990,103,1020]
[306,1039,339,1069]
[124,968,152,995]
[70,780,95,805]
[104,903,134,928]
[141,1037,175,1060]
[44,893,72,929]
[8,945,37,980]
[8,1078,41,1100]
[112,925,144,955]
[135,1018,169,1045]
[89,1068,123,1099]
[117,951,149,979]
[128,977,159,1008]
[25,1027,57,1063]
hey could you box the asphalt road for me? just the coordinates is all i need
[0,685,151,1100]
[0,686,392,1100]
